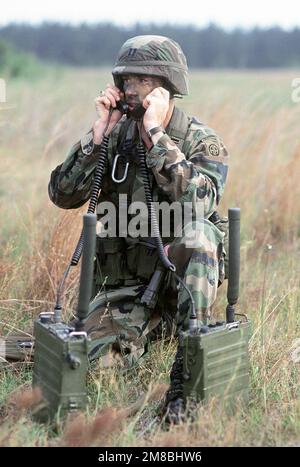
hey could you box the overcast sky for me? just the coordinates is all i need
[0,0,299,30]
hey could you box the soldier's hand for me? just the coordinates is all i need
[93,84,124,144]
[142,87,170,133]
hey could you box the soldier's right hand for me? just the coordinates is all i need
[93,84,124,144]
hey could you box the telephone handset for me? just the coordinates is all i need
[115,99,146,120]
[115,100,129,115]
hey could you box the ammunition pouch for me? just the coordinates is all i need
[95,237,130,287]
[94,237,160,290]
[126,241,160,281]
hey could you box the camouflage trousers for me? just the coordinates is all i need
[84,219,225,368]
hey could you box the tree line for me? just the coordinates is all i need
[1,22,300,68]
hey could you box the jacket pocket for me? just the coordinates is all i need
[126,243,159,281]
[95,237,131,286]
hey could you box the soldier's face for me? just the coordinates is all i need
[121,74,164,114]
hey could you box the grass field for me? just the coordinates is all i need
[1,67,300,446]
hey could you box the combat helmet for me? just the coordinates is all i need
[112,35,189,96]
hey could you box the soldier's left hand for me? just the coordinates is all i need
[142,87,170,132]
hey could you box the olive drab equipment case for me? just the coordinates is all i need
[32,318,89,422]
[181,320,251,408]
[32,214,96,422]
[180,208,251,409]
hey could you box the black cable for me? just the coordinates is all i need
[174,273,196,321]
[70,135,109,267]
[137,141,175,271]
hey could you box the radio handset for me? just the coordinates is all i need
[115,100,146,120]
[115,100,129,115]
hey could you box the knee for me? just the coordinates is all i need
[169,219,223,274]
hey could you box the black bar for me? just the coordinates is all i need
[77,213,97,322]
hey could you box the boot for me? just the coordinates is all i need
[162,345,186,424]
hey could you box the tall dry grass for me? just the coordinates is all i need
[1,67,300,446]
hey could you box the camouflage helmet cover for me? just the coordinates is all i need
[112,35,189,96]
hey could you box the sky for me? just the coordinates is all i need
[0,0,299,30]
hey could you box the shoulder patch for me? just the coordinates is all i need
[208,143,220,156]
[200,135,224,159]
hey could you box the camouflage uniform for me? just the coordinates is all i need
[48,36,229,368]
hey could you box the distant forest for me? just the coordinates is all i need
[1,22,300,68]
